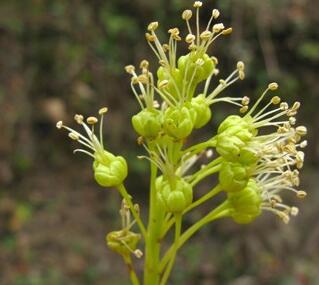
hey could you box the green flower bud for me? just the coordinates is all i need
[216,116,255,161]
[93,151,128,187]
[163,106,194,139]
[218,115,257,136]
[219,161,251,192]
[131,109,162,138]
[157,177,193,213]
[227,179,262,224]
[188,94,212,128]
[106,230,141,257]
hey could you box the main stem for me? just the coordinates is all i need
[144,152,161,285]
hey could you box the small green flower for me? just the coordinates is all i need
[157,176,193,213]
[227,178,262,224]
[93,152,128,187]
[131,109,162,138]
[106,199,142,258]
[56,107,128,188]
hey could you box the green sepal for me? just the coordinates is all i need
[93,153,128,187]
[131,108,162,138]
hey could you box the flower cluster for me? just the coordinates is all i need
[56,1,307,284]
[125,2,251,214]
[215,83,307,223]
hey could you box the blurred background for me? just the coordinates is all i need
[0,0,318,284]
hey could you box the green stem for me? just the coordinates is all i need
[190,164,221,187]
[144,153,162,285]
[160,201,230,271]
[118,184,147,239]
[161,185,222,237]
[160,214,182,285]
[123,255,140,285]
[182,138,217,158]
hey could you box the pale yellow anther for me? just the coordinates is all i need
[162,44,169,52]
[74,114,84,124]
[212,9,220,19]
[211,56,218,65]
[290,207,299,216]
[125,65,135,74]
[292,101,301,111]
[300,140,308,148]
[289,117,296,125]
[68,132,79,141]
[147,21,159,31]
[206,149,213,158]
[86,116,98,125]
[158,80,169,89]
[240,106,248,113]
[296,126,307,136]
[222,28,233,35]
[237,61,245,71]
[140,60,149,69]
[56,121,63,129]
[271,96,281,105]
[153,100,160,108]
[168,28,181,40]
[200,30,212,40]
[99,107,108,115]
[278,211,290,224]
[185,34,196,43]
[280,102,289,111]
[268,82,279,91]
[193,1,203,8]
[242,96,250,106]
[182,9,192,20]
[297,191,307,199]
[134,249,143,258]
[213,23,225,33]
[213,68,220,75]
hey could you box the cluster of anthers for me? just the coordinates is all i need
[56,107,109,159]
[244,84,307,223]
[124,1,247,111]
